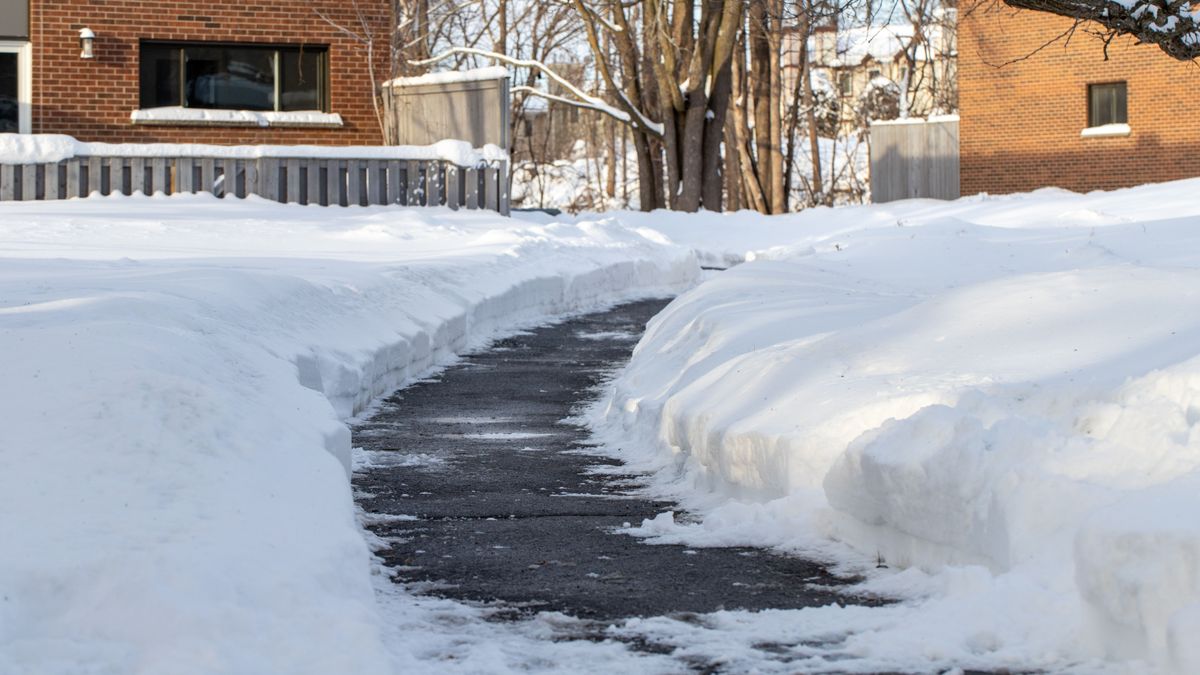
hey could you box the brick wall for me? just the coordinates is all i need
[959,4,1200,195]
[29,0,390,145]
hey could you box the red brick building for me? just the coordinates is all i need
[0,0,389,145]
[958,3,1200,195]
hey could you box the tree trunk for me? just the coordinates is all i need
[605,117,617,198]
[799,1,823,205]
[724,112,742,212]
[749,0,775,212]
[766,0,785,214]
[702,65,733,211]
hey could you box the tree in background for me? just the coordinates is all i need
[397,0,962,213]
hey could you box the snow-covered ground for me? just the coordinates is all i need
[5,177,1200,674]
[588,181,1200,674]
[0,194,695,674]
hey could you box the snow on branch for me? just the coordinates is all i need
[1003,0,1200,60]
[512,86,632,122]
[412,47,665,137]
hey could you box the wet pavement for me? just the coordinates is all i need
[352,298,868,622]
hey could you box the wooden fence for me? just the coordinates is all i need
[869,117,960,203]
[0,155,511,214]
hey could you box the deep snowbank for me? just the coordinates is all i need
[591,181,1200,673]
[0,194,696,674]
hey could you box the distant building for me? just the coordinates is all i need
[959,4,1200,195]
[0,0,389,144]
[782,17,956,133]
[510,61,590,165]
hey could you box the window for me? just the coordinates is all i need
[838,73,853,97]
[1088,82,1127,127]
[0,51,16,131]
[0,40,29,133]
[868,69,881,79]
[140,42,328,112]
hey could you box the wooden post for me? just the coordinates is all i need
[22,164,37,200]
[222,158,237,198]
[483,165,498,211]
[0,164,13,200]
[264,159,281,201]
[114,159,125,196]
[131,158,146,195]
[366,160,381,205]
[286,159,301,204]
[199,159,215,196]
[327,159,342,206]
[151,158,167,195]
[464,167,479,210]
[347,160,362,206]
[406,160,421,206]
[176,156,193,192]
[498,159,510,215]
[445,165,460,210]
[245,159,258,198]
[307,160,321,206]
[88,157,104,195]
[66,159,81,198]
[427,162,443,207]
[387,160,402,204]
[42,164,60,200]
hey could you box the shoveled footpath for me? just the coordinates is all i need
[352,299,876,641]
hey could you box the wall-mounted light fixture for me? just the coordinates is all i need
[79,28,95,59]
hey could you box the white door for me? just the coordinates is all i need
[0,40,31,133]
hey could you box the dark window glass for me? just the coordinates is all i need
[279,48,323,111]
[1088,82,1127,127]
[0,52,16,132]
[139,45,180,108]
[185,45,275,110]
[839,73,853,96]
[140,42,328,112]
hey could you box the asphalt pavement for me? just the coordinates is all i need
[353,298,869,621]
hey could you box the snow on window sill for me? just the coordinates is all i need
[1080,123,1131,138]
[130,108,344,129]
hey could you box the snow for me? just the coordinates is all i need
[130,107,345,127]
[1081,123,1132,138]
[0,194,696,674]
[587,179,1200,673]
[511,135,868,214]
[872,113,959,126]
[811,24,944,67]
[384,66,509,88]
[8,175,1200,673]
[0,133,508,166]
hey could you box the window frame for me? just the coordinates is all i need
[0,39,32,133]
[138,40,331,113]
[1087,81,1127,128]
[838,72,853,97]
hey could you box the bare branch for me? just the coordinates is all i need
[414,45,664,137]
[1002,0,1200,60]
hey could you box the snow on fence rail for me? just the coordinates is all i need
[0,137,510,213]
